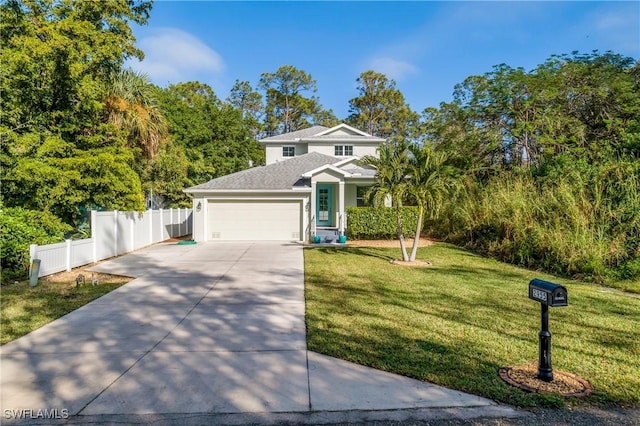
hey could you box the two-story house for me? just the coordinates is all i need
[184,123,385,242]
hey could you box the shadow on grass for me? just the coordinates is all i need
[310,246,396,262]
[305,307,565,408]
[304,243,640,408]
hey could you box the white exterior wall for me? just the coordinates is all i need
[307,142,379,158]
[192,197,207,242]
[265,142,378,164]
[265,144,309,164]
[345,184,358,207]
[311,170,344,183]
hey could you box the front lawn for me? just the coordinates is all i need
[0,272,129,345]
[304,243,640,408]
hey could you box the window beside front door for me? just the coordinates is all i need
[334,145,353,156]
[283,146,295,157]
[356,186,370,207]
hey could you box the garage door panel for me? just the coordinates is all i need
[208,200,301,241]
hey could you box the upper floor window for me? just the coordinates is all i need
[282,146,295,157]
[334,145,353,156]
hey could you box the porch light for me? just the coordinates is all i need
[196,201,202,212]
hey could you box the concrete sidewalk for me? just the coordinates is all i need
[0,241,523,425]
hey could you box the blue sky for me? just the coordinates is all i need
[128,1,640,119]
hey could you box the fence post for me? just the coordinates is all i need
[91,210,97,263]
[148,209,153,246]
[66,239,72,272]
[159,208,163,242]
[169,208,173,238]
[30,244,37,265]
[114,210,118,256]
[130,213,135,252]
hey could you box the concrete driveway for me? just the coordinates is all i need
[0,241,520,424]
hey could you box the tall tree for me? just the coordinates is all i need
[105,69,168,159]
[0,0,152,225]
[347,70,418,138]
[227,80,263,122]
[360,141,413,261]
[419,51,640,280]
[0,0,152,137]
[259,65,330,135]
[157,82,264,185]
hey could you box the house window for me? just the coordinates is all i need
[356,186,370,207]
[334,145,353,156]
[282,146,295,157]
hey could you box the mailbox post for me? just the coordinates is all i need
[528,279,568,382]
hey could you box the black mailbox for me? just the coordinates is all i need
[529,279,567,307]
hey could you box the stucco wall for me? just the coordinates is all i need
[265,144,308,164]
[307,143,379,158]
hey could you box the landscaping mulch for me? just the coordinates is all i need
[499,364,593,397]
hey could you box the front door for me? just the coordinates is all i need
[316,184,333,227]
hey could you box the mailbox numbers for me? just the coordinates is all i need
[532,288,548,302]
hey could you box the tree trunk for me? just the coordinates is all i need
[409,207,424,261]
[396,208,409,261]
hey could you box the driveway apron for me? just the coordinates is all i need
[1,241,516,422]
[1,242,308,416]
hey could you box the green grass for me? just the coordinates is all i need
[304,243,640,408]
[0,278,128,345]
[603,279,640,295]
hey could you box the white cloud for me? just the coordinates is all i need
[128,28,224,85]
[591,8,640,52]
[368,57,419,81]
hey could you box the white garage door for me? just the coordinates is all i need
[208,200,302,240]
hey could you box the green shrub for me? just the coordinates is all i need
[428,162,640,282]
[0,207,71,280]
[346,206,419,239]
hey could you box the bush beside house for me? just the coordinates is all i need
[346,206,419,240]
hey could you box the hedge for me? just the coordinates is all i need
[346,206,420,240]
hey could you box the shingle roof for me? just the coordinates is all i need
[259,123,386,143]
[260,126,329,142]
[340,164,377,177]
[185,152,341,191]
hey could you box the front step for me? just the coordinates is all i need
[315,228,340,243]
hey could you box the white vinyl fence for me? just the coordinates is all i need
[30,208,192,278]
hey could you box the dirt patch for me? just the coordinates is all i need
[499,364,593,397]
[41,267,132,285]
[347,238,435,248]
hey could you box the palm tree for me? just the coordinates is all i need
[406,144,457,261]
[360,141,412,261]
[104,69,167,159]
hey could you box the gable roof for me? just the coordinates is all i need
[259,123,385,144]
[313,123,375,138]
[184,152,341,192]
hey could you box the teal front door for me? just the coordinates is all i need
[316,184,333,227]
